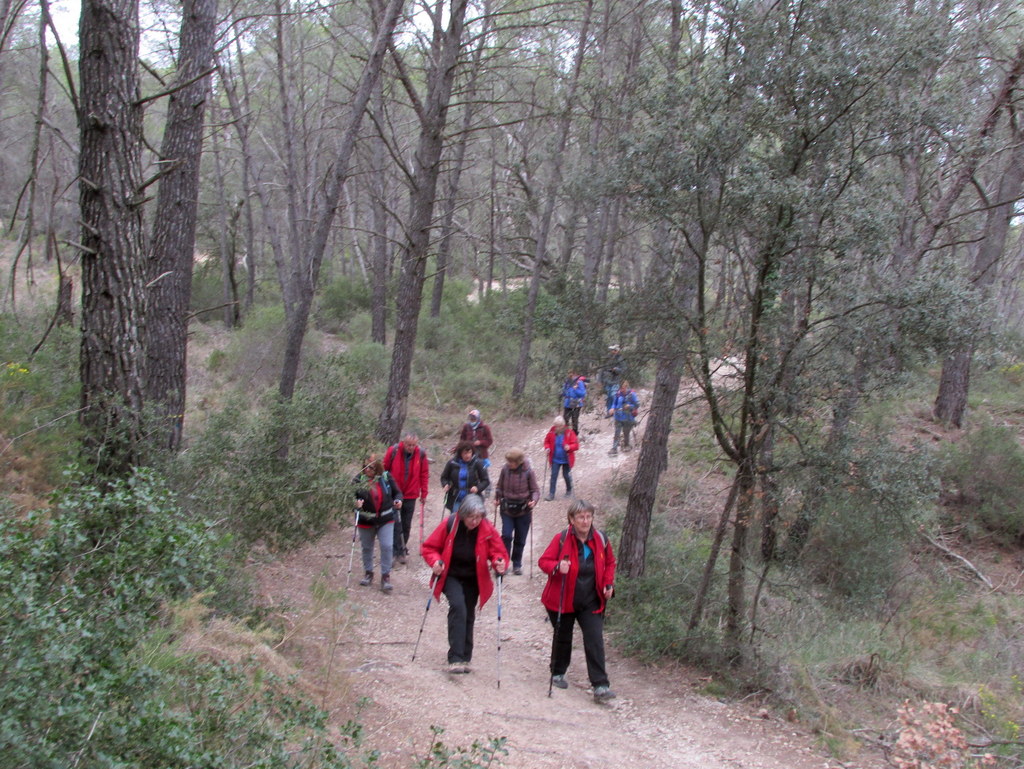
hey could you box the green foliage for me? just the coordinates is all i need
[218,304,289,389]
[0,313,79,472]
[0,470,376,768]
[939,424,1024,544]
[315,274,376,333]
[791,438,937,602]
[173,350,382,550]
[413,726,507,769]
[611,517,732,668]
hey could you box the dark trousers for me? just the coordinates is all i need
[612,420,634,450]
[500,511,532,569]
[549,463,572,497]
[547,607,609,687]
[442,575,479,664]
[392,498,417,555]
[563,406,581,433]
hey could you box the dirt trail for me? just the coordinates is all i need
[257,405,872,769]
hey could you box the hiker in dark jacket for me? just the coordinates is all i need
[539,499,616,701]
[421,494,507,673]
[561,371,587,433]
[494,447,540,575]
[440,441,490,513]
[352,453,402,592]
[383,433,430,563]
[459,408,494,468]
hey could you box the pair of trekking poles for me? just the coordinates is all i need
[410,566,506,689]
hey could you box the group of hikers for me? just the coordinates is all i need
[349,345,637,701]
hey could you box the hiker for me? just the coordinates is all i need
[608,380,640,455]
[352,453,403,592]
[539,499,617,701]
[383,432,430,564]
[598,344,626,414]
[561,370,587,434]
[494,447,540,575]
[543,415,578,501]
[421,494,508,674]
[459,408,494,468]
[440,440,490,513]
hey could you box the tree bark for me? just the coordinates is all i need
[78,0,146,476]
[378,0,471,443]
[145,0,218,451]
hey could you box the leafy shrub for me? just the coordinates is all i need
[316,274,376,333]
[174,351,382,550]
[792,439,936,602]
[939,424,1024,544]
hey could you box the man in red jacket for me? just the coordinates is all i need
[384,432,430,564]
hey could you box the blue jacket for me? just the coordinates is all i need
[562,376,587,409]
[611,389,639,423]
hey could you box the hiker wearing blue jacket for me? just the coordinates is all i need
[561,371,587,433]
[608,382,639,456]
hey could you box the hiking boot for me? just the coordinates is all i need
[551,674,568,690]
[381,574,393,592]
[608,448,618,456]
[359,571,373,587]
[513,566,523,576]
[593,685,616,701]
[397,553,408,565]
[543,496,554,502]
[448,662,469,674]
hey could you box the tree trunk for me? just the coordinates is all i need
[275,0,405,406]
[617,347,688,577]
[934,116,1024,427]
[378,0,471,443]
[78,0,146,476]
[511,0,593,399]
[145,0,218,451]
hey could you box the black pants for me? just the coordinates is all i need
[392,498,417,555]
[563,406,581,433]
[547,606,609,687]
[500,510,532,569]
[442,575,479,664]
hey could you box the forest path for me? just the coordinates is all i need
[256,404,876,769]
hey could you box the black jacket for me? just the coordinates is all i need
[439,457,490,510]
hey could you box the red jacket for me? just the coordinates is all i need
[383,442,430,500]
[459,421,493,459]
[538,526,616,615]
[543,427,579,468]
[420,515,508,606]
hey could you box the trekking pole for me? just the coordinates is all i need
[495,572,503,689]
[346,509,359,588]
[411,571,440,663]
[548,553,570,697]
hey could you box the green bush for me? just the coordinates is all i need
[0,470,381,769]
[174,351,382,550]
[316,274,376,333]
[939,424,1024,544]
[791,439,936,602]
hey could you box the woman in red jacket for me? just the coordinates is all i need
[543,415,579,501]
[539,499,616,701]
[421,494,508,674]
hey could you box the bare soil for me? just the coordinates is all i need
[255,404,884,769]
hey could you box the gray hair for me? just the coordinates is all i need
[458,493,486,520]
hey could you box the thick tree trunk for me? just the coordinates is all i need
[78,0,146,476]
[146,0,218,451]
